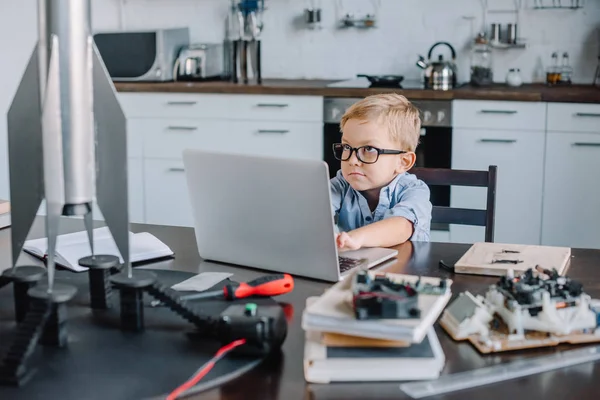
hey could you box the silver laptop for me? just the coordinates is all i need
[182,149,398,282]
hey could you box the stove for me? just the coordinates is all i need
[324,77,452,127]
[327,77,427,90]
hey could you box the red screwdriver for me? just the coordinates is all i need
[178,273,294,302]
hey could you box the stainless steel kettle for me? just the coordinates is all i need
[416,42,458,90]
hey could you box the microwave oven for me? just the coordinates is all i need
[93,27,190,82]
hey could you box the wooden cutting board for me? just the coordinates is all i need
[453,242,571,276]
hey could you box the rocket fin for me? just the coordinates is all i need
[6,44,44,268]
[91,38,130,271]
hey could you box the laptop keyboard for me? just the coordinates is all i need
[338,256,366,273]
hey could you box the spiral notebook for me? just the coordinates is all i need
[23,226,174,272]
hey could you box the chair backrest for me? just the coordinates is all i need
[409,166,498,242]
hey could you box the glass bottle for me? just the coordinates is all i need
[560,52,572,84]
[546,52,561,85]
[470,33,494,86]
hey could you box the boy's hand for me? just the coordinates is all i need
[336,231,363,251]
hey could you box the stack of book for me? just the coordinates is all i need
[301,269,452,383]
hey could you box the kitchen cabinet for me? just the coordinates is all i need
[541,103,600,249]
[143,159,192,226]
[450,100,547,245]
[120,92,325,227]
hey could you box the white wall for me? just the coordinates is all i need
[0,0,598,199]
[88,0,600,84]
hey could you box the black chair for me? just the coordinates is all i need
[410,166,498,242]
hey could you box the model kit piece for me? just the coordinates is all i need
[1,266,46,323]
[352,270,420,320]
[110,270,157,332]
[352,270,449,320]
[0,300,52,386]
[440,267,600,353]
[27,283,77,348]
[79,255,119,310]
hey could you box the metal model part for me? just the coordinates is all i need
[7,0,130,292]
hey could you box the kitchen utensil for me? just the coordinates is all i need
[470,33,493,87]
[490,23,501,43]
[174,43,226,81]
[228,1,263,85]
[356,74,404,87]
[416,42,458,90]
[506,68,523,87]
[507,23,517,44]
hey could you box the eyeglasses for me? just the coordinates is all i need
[332,143,407,164]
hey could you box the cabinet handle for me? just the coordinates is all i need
[167,167,185,172]
[574,112,600,118]
[167,126,198,131]
[479,110,518,114]
[572,142,600,147]
[256,129,289,134]
[256,103,289,108]
[479,139,517,143]
[166,101,197,106]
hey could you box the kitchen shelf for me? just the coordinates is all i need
[532,6,583,9]
[490,41,527,50]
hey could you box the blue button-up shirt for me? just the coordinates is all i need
[330,170,432,242]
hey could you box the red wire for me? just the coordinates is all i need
[166,338,247,400]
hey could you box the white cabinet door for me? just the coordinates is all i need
[451,129,545,245]
[138,118,323,161]
[144,159,193,227]
[542,132,600,249]
[127,158,145,223]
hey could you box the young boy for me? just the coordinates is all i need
[330,93,432,251]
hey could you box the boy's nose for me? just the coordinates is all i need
[348,151,361,165]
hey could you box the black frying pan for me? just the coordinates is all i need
[357,74,404,87]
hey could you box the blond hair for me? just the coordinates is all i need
[339,93,421,152]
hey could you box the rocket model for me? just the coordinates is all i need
[7,0,131,293]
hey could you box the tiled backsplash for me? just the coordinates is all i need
[93,0,600,84]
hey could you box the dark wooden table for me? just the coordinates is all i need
[1,217,600,400]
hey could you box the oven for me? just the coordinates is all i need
[323,98,453,209]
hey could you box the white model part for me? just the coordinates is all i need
[493,292,597,336]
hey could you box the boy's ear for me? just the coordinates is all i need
[396,152,416,173]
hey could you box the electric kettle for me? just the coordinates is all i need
[416,42,458,90]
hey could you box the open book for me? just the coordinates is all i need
[23,227,174,272]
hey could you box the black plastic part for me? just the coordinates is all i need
[27,284,77,348]
[439,259,455,272]
[79,255,119,310]
[2,267,46,323]
[217,303,287,356]
[61,203,91,216]
[110,270,157,332]
[0,300,52,386]
[146,282,218,333]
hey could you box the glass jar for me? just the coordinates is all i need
[470,33,494,86]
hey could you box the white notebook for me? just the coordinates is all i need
[23,226,174,272]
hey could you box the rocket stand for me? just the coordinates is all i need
[78,255,119,310]
[27,283,77,348]
[110,270,157,332]
[1,266,46,323]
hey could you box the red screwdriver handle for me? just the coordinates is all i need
[223,273,294,300]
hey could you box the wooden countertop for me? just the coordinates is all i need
[114,79,600,103]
